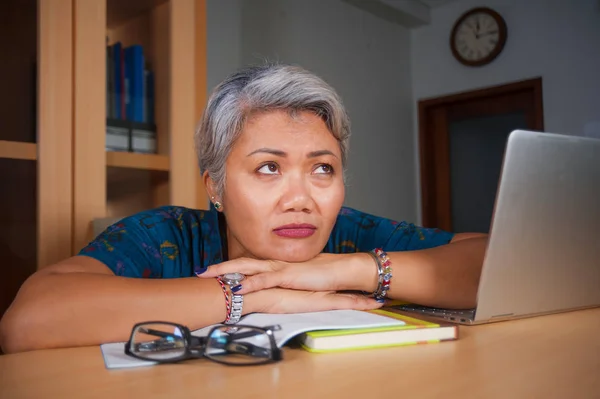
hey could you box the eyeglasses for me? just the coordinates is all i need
[124,321,283,366]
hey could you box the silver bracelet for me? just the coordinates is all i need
[227,294,244,325]
[366,250,384,298]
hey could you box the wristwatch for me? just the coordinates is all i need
[220,272,245,324]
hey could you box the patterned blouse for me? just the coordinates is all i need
[78,206,454,278]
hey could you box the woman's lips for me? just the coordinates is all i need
[273,224,316,238]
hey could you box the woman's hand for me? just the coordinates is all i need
[198,253,379,294]
[245,287,383,314]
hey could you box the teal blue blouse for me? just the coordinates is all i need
[78,206,454,278]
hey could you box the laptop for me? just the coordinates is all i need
[395,129,600,325]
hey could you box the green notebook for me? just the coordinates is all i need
[298,309,458,353]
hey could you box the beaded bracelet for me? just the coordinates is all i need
[215,276,232,323]
[373,248,393,299]
[367,248,393,301]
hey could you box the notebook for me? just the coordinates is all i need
[298,310,457,353]
[100,308,456,369]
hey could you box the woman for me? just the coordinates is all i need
[0,64,487,354]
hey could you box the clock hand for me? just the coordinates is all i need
[475,19,481,38]
[478,30,499,38]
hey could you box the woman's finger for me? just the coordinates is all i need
[327,292,383,311]
[239,267,342,294]
[261,288,383,314]
[235,272,283,294]
[196,258,273,278]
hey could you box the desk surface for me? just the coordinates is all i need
[1,308,599,399]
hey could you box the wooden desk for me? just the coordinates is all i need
[1,308,599,399]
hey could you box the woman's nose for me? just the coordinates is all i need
[279,174,314,213]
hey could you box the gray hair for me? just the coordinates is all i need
[195,63,351,198]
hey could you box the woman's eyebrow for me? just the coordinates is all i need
[247,148,286,157]
[246,148,338,159]
[307,150,338,159]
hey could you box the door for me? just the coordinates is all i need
[418,78,544,232]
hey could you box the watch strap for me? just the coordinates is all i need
[226,293,243,324]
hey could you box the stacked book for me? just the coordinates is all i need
[106,41,156,154]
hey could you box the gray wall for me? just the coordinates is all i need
[207,0,417,223]
[206,0,243,95]
[411,0,600,136]
[411,0,600,221]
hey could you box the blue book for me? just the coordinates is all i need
[145,70,154,124]
[112,42,122,119]
[124,45,145,122]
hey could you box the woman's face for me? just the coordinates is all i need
[218,109,345,262]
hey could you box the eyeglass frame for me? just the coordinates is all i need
[124,321,283,366]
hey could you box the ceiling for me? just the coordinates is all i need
[417,0,457,7]
[384,0,457,8]
[343,0,457,27]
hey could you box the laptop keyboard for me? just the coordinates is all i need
[391,304,477,322]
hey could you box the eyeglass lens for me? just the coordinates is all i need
[205,326,274,365]
[130,323,187,361]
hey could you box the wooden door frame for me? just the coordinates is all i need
[418,78,544,230]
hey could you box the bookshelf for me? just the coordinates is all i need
[0,0,207,318]
[72,0,207,251]
[106,151,169,171]
[0,141,37,161]
[0,0,73,320]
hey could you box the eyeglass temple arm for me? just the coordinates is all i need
[138,327,182,339]
[224,341,273,358]
[188,324,281,347]
[134,327,196,352]
[225,325,281,340]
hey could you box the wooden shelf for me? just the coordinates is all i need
[106,151,169,171]
[0,140,37,161]
[106,0,168,28]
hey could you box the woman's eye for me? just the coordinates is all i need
[313,164,334,175]
[257,163,279,175]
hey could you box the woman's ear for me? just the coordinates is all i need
[203,171,223,210]
[202,171,217,200]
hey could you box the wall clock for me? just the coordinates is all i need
[450,7,507,67]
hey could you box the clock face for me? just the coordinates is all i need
[451,8,507,66]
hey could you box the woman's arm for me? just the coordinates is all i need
[0,256,381,354]
[0,256,228,353]
[373,233,487,309]
[199,233,488,310]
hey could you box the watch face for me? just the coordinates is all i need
[221,272,245,285]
